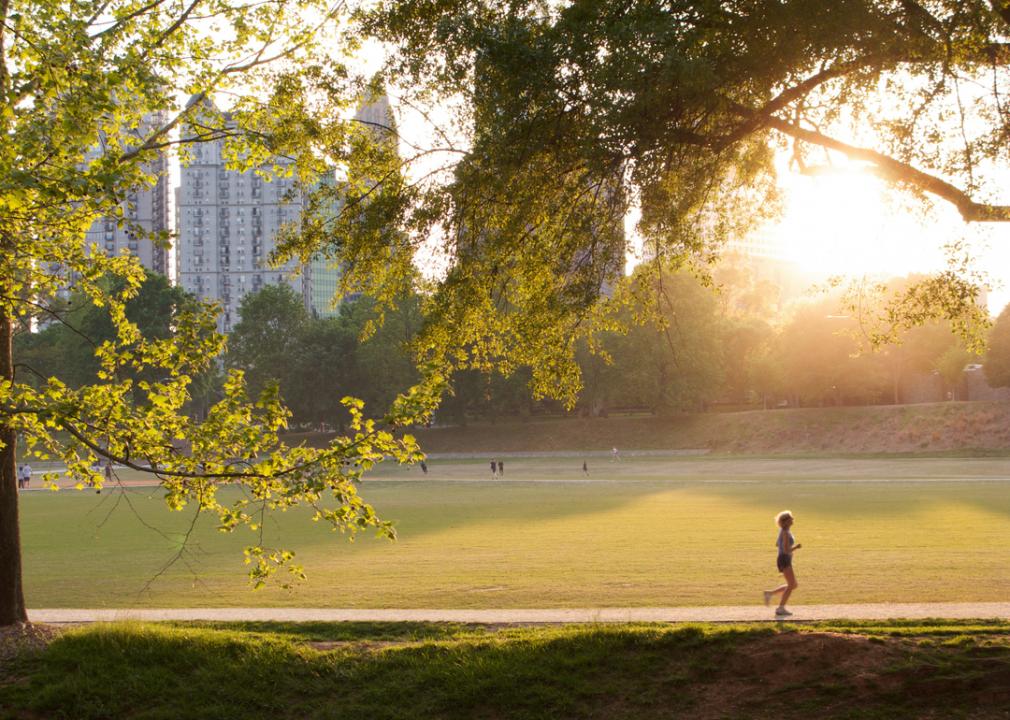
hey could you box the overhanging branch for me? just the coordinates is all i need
[737,108,1010,223]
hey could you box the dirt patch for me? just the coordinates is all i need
[0,623,60,670]
[684,632,903,718]
[682,631,1010,719]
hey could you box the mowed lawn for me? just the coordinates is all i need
[18,457,1010,608]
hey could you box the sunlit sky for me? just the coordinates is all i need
[764,159,1010,316]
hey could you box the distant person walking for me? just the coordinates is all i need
[20,463,31,490]
[420,460,428,475]
[582,461,589,476]
[17,464,24,490]
[490,460,497,479]
[611,446,621,462]
[764,510,801,616]
[497,460,504,477]
[102,460,113,493]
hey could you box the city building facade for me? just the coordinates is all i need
[173,93,404,331]
[175,123,309,332]
[84,112,172,276]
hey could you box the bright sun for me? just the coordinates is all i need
[770,165,944,278]
[754,160,1010,315]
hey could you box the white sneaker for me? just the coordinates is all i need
[775,607,792,616]
[763,591,773,606]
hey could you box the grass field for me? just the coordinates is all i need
[18,456,1010,608]
[5,620,1010,719]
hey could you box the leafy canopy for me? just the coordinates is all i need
[0,0,429,599]
[276,0,1010,407]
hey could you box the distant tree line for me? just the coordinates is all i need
[18,269,1010,429]
[224,284,422,430]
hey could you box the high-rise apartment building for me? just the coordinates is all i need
[84,112,172,276]
[175,127,308,332]
[176,93,401,331]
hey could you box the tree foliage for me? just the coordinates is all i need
[296,0,1010,406]
[985,303,1010,387]
[227,284,310,401]
[0,0,425,625]
[226,286,423,429]
[15,273,195,389]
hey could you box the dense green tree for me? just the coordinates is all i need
[227,284,310,401]
[438,367,535,423]
[937,345,978,399]
[15,273,195,389]
[832,275,983,402]
[720,316,776,405]
[576,269,724,415]
[747,347,787,409]
[346,295,424,415]
[287,317,359,430]
[985,304,1010,387]
[226,288,425,429]
[775,301,891,406]
[315,0,1006,411]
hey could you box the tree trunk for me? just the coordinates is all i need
[0,313,27,625]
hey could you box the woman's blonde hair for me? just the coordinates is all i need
[775,510,794,527]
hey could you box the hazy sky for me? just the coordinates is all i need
[765,164,1010,315]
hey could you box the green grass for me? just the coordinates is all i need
[19,456,1010,608]
[4,621,1010,719]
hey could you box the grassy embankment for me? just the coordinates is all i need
[387,401,1010,456]
[20,457,1010,607]
[4,620,1010,719]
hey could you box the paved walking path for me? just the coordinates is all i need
[28,603,1010,624]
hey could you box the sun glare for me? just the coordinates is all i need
[770,167,944,278]
[753,161,1010,315]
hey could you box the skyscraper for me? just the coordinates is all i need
[83,112,172,276]
[175,100,310,331]
[175,92,397,331]
[299,89,398,317]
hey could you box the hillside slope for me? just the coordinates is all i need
[408,401,1010,455]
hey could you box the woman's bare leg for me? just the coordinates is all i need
[779,566,797,607]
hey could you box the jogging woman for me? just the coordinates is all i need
[764,510,801,616]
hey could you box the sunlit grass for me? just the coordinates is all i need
[19,457,1010,608]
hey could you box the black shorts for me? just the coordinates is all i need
[777,553,792,572]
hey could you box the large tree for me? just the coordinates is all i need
[15,272,194,389]
[294,0,1010,403]
[227,284,311,401]
[0,0,428,626]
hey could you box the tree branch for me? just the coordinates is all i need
[991,1,1010,28]
[734,107,1010,222]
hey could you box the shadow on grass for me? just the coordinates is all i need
[5,622,1010,720]
[165,620,493,642]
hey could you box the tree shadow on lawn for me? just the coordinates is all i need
[20,479,1010,608]
[26,463,1010,552]
[6,622,1010,720]
[24,478,1010,566]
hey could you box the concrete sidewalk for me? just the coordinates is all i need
[27,603,1010,624]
